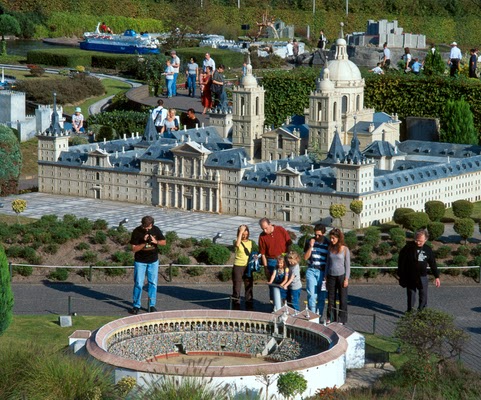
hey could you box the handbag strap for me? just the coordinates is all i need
[240,241,251,257]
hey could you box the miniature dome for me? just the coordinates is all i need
[242,74,258,88]
[327,36,362,82]
[318,67,335,91]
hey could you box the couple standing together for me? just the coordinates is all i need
[233,219,350,324]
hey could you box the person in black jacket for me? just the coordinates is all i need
[398,228,441,312]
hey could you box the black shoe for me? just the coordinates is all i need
[129,307,139,315]
[149,306,158,313]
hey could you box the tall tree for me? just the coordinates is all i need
[440,99,478,145]
[0,14,21,56]
[0,125,22,195]
[0,246,14,335]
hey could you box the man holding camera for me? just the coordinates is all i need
[129,216,166,314]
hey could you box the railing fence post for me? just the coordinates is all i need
[89,265,93,282]
[9,262,13,278]
[68,295,72,315]
[373,313,377,334]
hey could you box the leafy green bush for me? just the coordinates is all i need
[444,266,462,276]
[457,245,470,257]
[111,251,134,266]
[5,245,23,258]
[186,266,204,276]
[376,242,391,256]
[463,264,480,281]
[13,265,33,276]
[364,268,379,279]
[88,110,148,136]
[453,217,475,243]
[452,200,474,219]
[277,371,307,400]
[178,238,193,249]
[344,230,358,250]
[167,265,179,277]
[356,244,373,267]
[43,243,59,255]
[471,244,481,256]
[104,267,127,277]
[217,267,232,282]
[107,226,130,245]
[0,125,22,196]
[436,245,452,259]
[402,212,430,232]
[176,255,191,265]
[75,242,90,251]
[424,200,446,222]
[427,221,444,241]
[92,219,108,230]
[363,227,381,246]
[393,208,415,226]
[82,251,97,263]
[389,227,406,249]
[194,244,231,265]
[47,268,69,281]
[350,267,364,279]
[451,255,468,267]
[21,247,42,264]
[90,231,107,245]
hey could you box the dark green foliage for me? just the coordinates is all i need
[463,263,480,280]
[194,244,231,265]
[453,218,475,243]
[199,238,213,247]
[471,244,481,256]
[20,247,42,264]
[0,14,20,42]
[82,251,97,263]
[0,247,13,335]
[365,268,379,279]
[424,200,446,222]
[111,251,134,266]
[107,226,130,245]
[47,268,69,281]
[363,227,381,246]
[402,212,430,232]
[427,221,445,241]
[157,243,171,256]
[451,255,468,267]
[178,239,193,249]
[376,242,391,256]
[299,224,314,235]
[15,75,104,106]
[13,265,33,276]
[423,47,446,76]
[96,125,117,141]
[42,244,59,255]
[389,227,406,249]
[356,244,373,266]
[344,230,358,250]
[277,371,307,399]
[104,267,126,277]
[296,234,309,249]
[393,208,415,226]
[88,110,148,136]
[457,245,470,257]
[176,255,191,265]
[92,219,108,230]
[165,231,179,243]
[75,242,90,251]
[452,199,474,218]
[5,245,22,258]
[350,267,365,279]
[440,99,478,145]
[217,267,231,282]
[0,125,22,196]
[167,265,179,277]
[90,231,107,245]
[436,245,452,259]
[186,266,204,276]
[262,68,319,127]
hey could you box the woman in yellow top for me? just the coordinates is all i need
[233,224,254,310]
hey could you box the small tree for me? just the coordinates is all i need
[11,199,27,223]
[329,204,346,229]
[0,125,22,196]
[350,200,363,215]
[427,221,445,241]
[277,371,307,400]
[0,14,21,56]
[424,200,445,222]
[453,217,475,244]
[389,227,406,249]
[255,372,278,400]
[452,199,474,218]
[0,246,13,335]
[393,208,415,226]
[440,99,478,145]
[423,47,446,76]
[402,212,430,232]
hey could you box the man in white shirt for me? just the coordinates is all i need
[369,63,384,75]
[382,42,391,69]
[286,40,294,58]
[448,41,462,77]
[203,52,215,72]
[170,50,180,96]
[151,99,168,133]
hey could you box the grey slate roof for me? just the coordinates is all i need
[397,140,481,159]
[205,148,250,169]
[363,140,403,157]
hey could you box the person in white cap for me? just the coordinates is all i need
[448,41,462,77]
[72,107,84,133]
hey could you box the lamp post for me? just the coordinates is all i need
[119,218,129,228]
[213,232,222,243]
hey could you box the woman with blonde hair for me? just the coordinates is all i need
[160,108,179,138]
[326,228,350,324]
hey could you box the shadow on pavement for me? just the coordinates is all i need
[348,294,404,318]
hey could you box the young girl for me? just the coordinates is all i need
[326,228,351,324]
[268,254,289,309]
[284,251,302,311]
[232,224,254,310]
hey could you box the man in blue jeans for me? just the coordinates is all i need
[129,216,166,314]
[303,224,330,320]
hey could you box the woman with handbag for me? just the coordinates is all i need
[232,224,255,310]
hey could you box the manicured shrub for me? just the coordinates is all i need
[104,267,127,277]
[107,227,130,245]
[452,200,474,219]
[444,266,462,276]
[344,230,358,250]
[402,212,430,232]
[350,268,364,279]
[425,200,446,222]
[389,227,406,249]
[451,255,468,266]
[471,244,481,256]
[111,251,134,266]
[453,218,475,243]
[393,208,415,226]
[363,226,381,246]
[82,251,97,263]
[376,242,391,256]
[176,255,191,265]
[436,245,452,259]
[365,268,379,279]
[21,247,42,264]
[356,244,373,267]
[427,221,445,241]
[88,110,148,137]
[194,244,231,265]
[90,231,107,245]
[47,268,69,281]
[92,219,108,230]
[457,245,470,257]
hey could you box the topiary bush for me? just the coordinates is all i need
[217,267,232,282]
[453,217,475,244]
[376,242,391,256]
[194,244,231,265]
[393,208,415,226]
[425,200,446,222]
[186,266,204,276]
[75,242,90,251]
[363,227,381,247]
[402,212,430,232]
[452,200,474,219]
[111,251,134,266]
[42,243,59,255]
[436,245,452,259]
[427,221,444,241]
[13,265,33,276]
[176,255,191,265]
[82,251,97,264]
[356,244,373,267]
[457,245,470,257]
[344,230,358,250]
[389,227,406,249]
[451,255,468,267]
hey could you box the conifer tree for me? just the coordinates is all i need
[0,247,14,335]
[423,46,446,76]
[440,99,478,145]
[0,126,22,195]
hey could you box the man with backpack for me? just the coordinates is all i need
[151,99,168,133]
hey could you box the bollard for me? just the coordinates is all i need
[169,262,173,282]
[68,295,72,315]
[372,313,377,334]
[272,286,282,311]
[9,262,12,278]
[89,265,93,282]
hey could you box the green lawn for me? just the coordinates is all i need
[0,315,117,352]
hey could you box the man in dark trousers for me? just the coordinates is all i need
[398,228,440,312]
[129,216,166,314]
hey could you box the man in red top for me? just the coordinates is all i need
[258,217,292,279]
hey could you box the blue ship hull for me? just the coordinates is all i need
[79,41,159,54]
